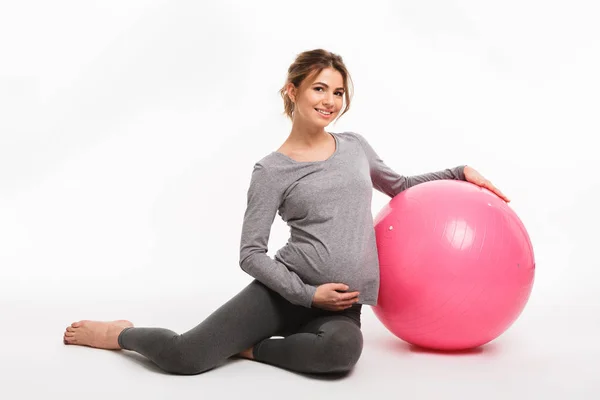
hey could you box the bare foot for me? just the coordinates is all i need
[237,346,254,360]
[63,319,133,350]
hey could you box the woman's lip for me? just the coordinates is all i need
[315,108,334,117]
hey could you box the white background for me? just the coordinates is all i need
[1,0,599,398]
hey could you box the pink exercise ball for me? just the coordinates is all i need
[373,180,535,351]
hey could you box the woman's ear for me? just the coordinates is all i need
[286,82,296,103]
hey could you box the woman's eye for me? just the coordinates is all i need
[314,87,344,96]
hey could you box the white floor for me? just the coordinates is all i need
[4,291,599,400]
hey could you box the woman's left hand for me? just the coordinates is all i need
[464,165,510,203]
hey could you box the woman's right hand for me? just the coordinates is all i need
[311,283,360,311]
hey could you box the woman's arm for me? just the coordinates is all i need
[239,163,317,308]
[353,132,466,198]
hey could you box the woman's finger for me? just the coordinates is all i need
[486,181,497,193]
[336,298,360,307]
[333,299,355,307]
[337,291,360,301]
[487,182,510,202]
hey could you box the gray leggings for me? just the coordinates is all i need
[117,279,363,375]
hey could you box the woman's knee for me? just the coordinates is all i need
[317,322,364,373]
[158,336,215,375]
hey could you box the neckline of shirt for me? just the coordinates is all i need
[271,132,339,164]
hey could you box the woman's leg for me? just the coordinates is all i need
[64,280,311,375]
[252,306,364,374]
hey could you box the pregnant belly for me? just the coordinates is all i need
[275,242,367,286]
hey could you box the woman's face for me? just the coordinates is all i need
[288,67,345,127]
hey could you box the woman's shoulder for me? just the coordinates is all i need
[248,151,293,181]
[334,131,364,142]
[339,131,365,139]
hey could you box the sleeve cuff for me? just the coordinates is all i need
[456,165,467,181]
[304,285,318,308]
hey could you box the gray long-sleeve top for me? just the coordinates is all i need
[239,131,466,308]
